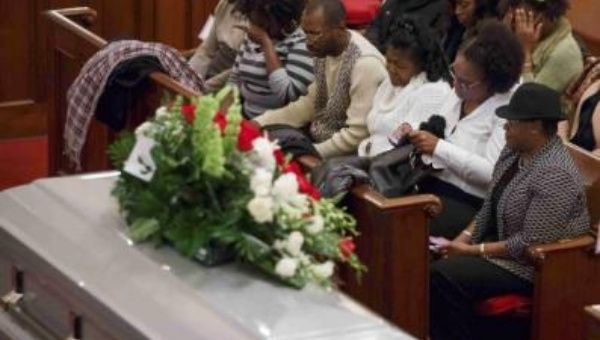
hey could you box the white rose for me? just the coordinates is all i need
[273,239,286,251]
[250,168,273,197]
[285,231,304,257]
[306,215,324,234]
[135,122,154,137]
[247,196,274,223]
[155,106,169,118]
[311,261,334,279]
[252,137,276,170]
[272,173,299,199]
[275,257,299,278]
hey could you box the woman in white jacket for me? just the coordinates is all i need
[409,20,524,239]
[358,17,452,158]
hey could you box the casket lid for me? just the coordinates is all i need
[0,173,413,340]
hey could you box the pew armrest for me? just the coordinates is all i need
[527,234,596,265]
[45,7,105,49]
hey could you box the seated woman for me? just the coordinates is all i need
[230,0,315,119]
[501,0,583,93]
[358,18,452,158]
[428,83,591,340]
[562,60,600,156]
[409,20,523,239]
[444,0,499,63]
[189,0,251,93]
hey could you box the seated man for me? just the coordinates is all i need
[253,0,387,159]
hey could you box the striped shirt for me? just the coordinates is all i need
[230,28,314,119]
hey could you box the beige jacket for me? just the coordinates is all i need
[254,31,387,158]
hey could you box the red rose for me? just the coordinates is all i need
[213,109,228,134]
[298,175,321,201]
[282,161,303,177]
[181,104,196,124]
[283,161,321,200]
[237,120,262,151]
[339,238,356,260]
[274,149,286,166]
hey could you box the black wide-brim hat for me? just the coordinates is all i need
[496,83,566,121]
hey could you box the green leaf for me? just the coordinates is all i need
[129,218,160,242]
[108,133,136,169]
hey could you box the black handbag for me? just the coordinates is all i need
[368,144,435,198]
[368,115,446,198]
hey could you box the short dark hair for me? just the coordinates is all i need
[460,19,524,93]
[305,0,347,27]
[387,17,451,82]
[499,0,569,20]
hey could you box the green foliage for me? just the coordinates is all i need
[108,133,135,169]
[109,87,365,289]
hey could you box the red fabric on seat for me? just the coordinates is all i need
[475,294,533,317]
[342,0,382,26]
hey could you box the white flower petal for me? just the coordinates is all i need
[275,257,299,278]
[247,196,274,223]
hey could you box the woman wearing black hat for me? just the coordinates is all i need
[428,82,591,340]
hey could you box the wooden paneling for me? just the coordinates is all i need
[568,0,600,56]
[0,0,218,140]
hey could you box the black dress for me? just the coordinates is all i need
[571,89,600,152]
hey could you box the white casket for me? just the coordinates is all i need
[0,173,413,340]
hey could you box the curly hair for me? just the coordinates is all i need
[232,0,305,29]
[460,19,524,93]
[387,17,452,82]
[498,0,569,20]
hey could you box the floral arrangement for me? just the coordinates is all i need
[108,87,365,288]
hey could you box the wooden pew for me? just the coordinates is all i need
[524,143,600,340]
[567,0,600,56]
[45,7,201,176]
[299,155,441,339]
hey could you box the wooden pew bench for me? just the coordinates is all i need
[45,7,201,176]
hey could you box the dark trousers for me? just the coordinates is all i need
[430,256,533,340]
[420,177,483,239]
[428,194,480,239]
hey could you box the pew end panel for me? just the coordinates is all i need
[297,155,441,338]
[341,186,441,339]
[526,235,600,340]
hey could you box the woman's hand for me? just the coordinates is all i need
[436,239,477,257]
[409,130,439,155]
[514,7,543,55]
[235,24,271,46]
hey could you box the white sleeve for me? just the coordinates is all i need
[432,117,506,187]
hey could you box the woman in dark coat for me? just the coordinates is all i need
[429,83,591,340]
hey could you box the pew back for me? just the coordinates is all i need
[45,7,200,176]
[567,143,600,226]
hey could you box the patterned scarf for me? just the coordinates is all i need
[65,40,205,169]
[309,41,361,142]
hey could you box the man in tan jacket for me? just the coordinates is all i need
[253,0,387,159]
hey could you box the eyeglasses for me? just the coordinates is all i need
[450,65,483,92]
